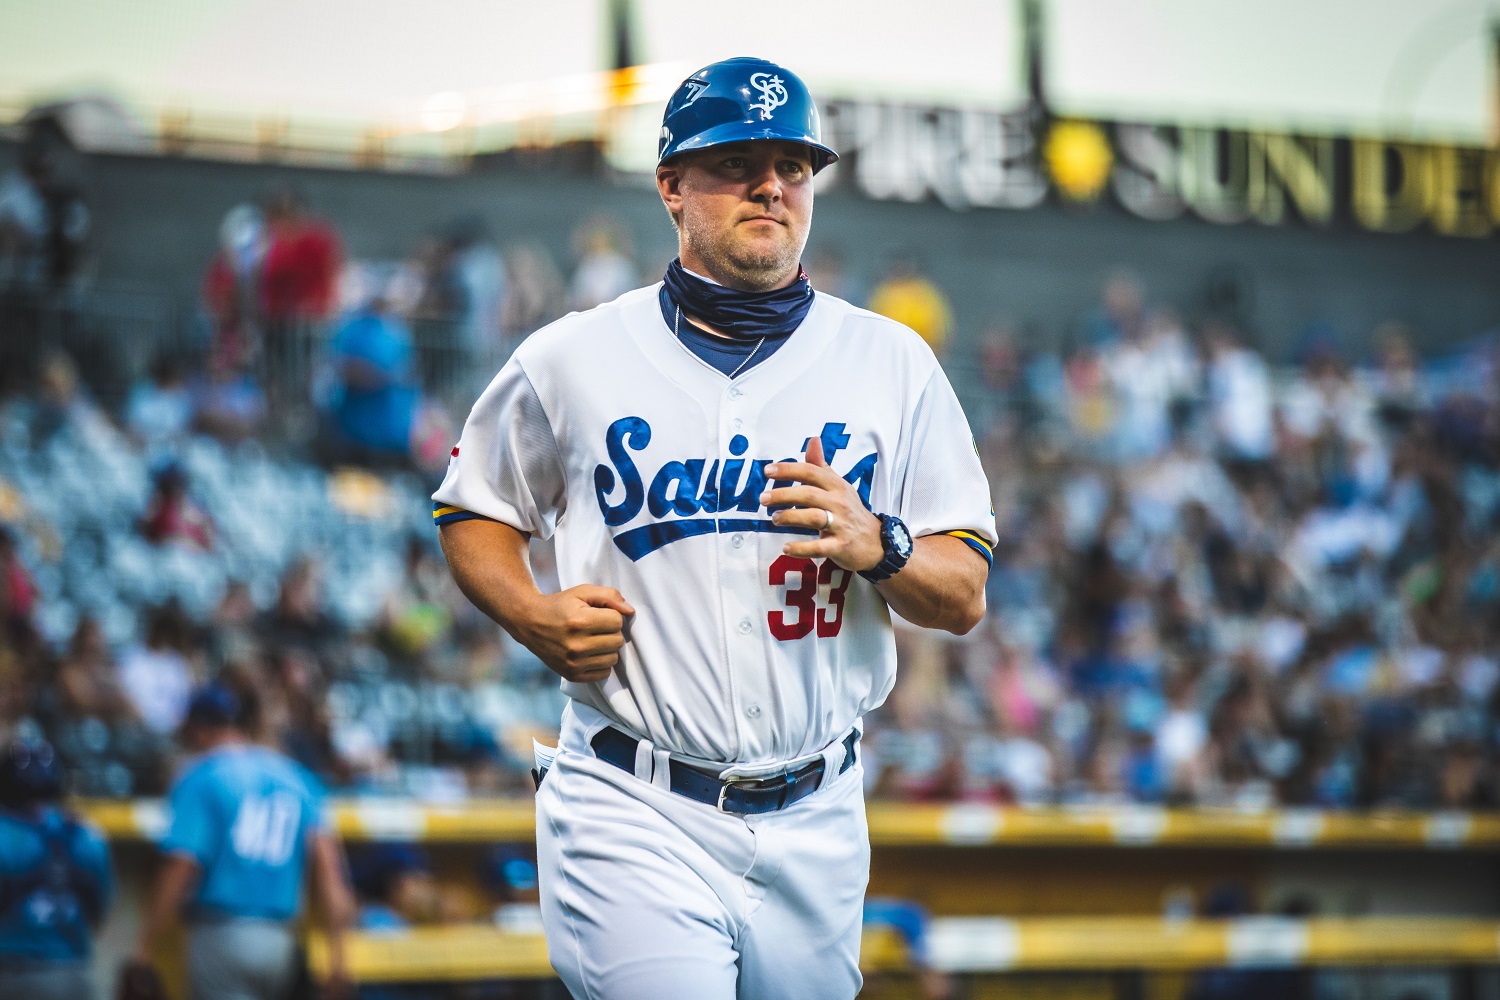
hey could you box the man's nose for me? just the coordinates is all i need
[748,164,782,202]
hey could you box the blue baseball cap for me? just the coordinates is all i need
[184,684,241,728]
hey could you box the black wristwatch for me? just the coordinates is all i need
[859,513,914,583]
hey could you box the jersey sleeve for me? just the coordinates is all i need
[892,367,996,567]
[160,769,217,866]
[298,764,332,835]
[432,359,568,537]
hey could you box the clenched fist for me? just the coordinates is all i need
[511,585,635,684]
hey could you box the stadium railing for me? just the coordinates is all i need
[301,917,1500,982]
[77,799,1500,850]
[0,281,184,408]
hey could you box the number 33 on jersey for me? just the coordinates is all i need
[433,287,996,764]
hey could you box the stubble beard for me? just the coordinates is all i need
[682,217,807,292]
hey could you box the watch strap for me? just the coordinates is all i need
[859,513,911,584]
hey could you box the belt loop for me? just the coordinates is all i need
[650,747,674,791]
[817,737,844,791]
[633,738,655,783]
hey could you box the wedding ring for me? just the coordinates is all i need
[823,510,835,532]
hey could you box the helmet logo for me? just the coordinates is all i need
[681,79,708,107]
[748,73,788,121]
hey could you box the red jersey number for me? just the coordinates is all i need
[767,555,853,641]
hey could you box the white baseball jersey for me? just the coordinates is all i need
[434,284,995,766]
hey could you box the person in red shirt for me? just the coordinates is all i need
[139,465,214,551]
[253,190,343,434]
[259,190,341,322]
[0,527,36,627]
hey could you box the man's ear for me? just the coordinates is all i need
[656,163,684,214]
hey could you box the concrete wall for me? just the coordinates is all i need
[5,139,1500,364]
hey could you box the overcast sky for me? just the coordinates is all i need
[0,0,1493,142]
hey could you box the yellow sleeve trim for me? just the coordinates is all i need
[944,529,994,553]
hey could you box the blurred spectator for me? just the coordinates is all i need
[125,355,194,452]
[117,605,197,735]
[319,308,421,464]
[1084,271,1145,347]
[26,352,113,447]
[202,202,267,375]
[0,123,90,289]
[139,463,214,550]
[51,617,134,723]
[352,843,466,1000]
[568,217,637,312]
[447,216,507,359]
[190,351,267,443]
[1366,322,1426,422]
[352,843,442,930]
[1102,309,1198,461]
[866,256,953,355]
[501,243,565,340]
[380,537,458,663]
[0,527,37,634]
[259,190,342,323]
[256,190,343,434]
[0,738,113,1000]
[1205,322,1274,463]
[485,845,541,932]
[259,559,341,662]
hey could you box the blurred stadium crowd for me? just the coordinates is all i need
[1,160,1498,814]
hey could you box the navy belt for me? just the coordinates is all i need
[590,727,858,815]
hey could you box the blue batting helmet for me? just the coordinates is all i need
[658,57,838,173]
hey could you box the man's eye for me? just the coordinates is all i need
[723,158,747,169]
[781,161,806,175]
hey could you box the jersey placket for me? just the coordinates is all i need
[717,378,760,760]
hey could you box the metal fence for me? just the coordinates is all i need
[0,281,186,410]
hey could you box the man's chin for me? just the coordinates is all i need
[727,241,797,275]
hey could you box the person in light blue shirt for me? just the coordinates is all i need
[0,738,113,1000]
[131,685,353,1000]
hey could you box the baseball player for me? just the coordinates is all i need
[435,56,994,999]
[0,739,113,1000]
[132,685,354,1000]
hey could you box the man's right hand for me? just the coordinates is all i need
[513,585,635,683]
[437,519,636,683]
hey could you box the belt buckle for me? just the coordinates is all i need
[716,772,790,813]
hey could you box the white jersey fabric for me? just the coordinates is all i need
[435,284,994,766]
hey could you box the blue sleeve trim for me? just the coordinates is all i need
[433,503,495,527]
[943,530,994,568]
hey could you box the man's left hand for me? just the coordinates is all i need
[761,436,883,572]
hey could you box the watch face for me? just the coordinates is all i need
[891,520,913,558]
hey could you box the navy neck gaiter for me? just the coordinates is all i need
[658,258,814,341]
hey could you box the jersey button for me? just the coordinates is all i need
[731,534,744,548]
[737,617,753,634]
[728,387,743,399]
[732,418,743,430]
[745,704,762,719]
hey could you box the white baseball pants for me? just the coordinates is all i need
[536,702,869,1000]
